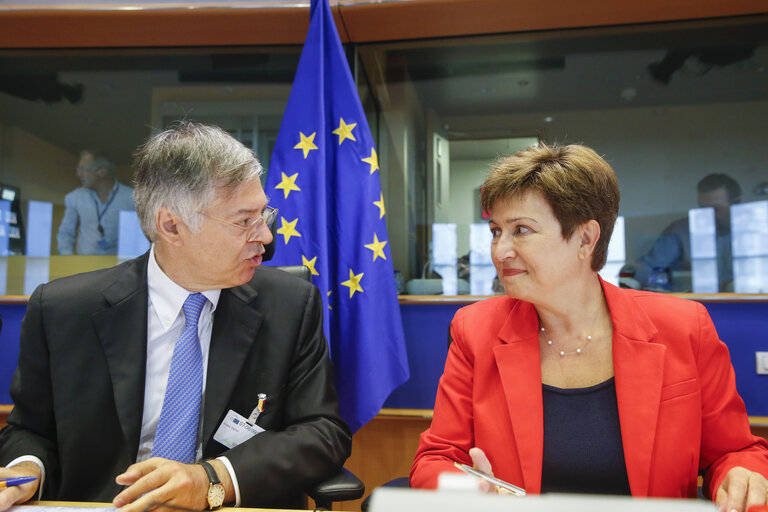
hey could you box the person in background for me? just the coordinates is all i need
[632,173,741,292]
[0,122,351,511]
[410,144,768,511]
[56,150,135,255]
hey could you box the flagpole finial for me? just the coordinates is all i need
[309,0,326,19]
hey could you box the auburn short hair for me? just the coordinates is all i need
[481,143,620,271]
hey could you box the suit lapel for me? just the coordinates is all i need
[202,279,262,445]
[92,254,150,454]
[603,281,665,496]
[493,300,543,492]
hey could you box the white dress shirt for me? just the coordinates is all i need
[141,246,241,505]
[138,245,221,461]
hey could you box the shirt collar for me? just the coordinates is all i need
[88,179,120,200]
[147,245,221,332]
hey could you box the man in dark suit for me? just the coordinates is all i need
[0,122,351,511]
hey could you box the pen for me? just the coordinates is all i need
[0,476,38,488]
[453,462,526,496]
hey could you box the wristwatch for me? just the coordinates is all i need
[199,460,226,510]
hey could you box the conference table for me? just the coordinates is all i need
[23,502,306,512]
[24,492,724,512]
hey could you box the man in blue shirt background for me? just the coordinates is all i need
[632,173,741,292]
[56,150,135,255]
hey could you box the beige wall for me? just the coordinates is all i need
[0,123,78,205]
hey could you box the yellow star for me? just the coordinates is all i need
[327,290,332,310]
[332,118,357,146]
[373,192,386,219]
[302,255,320,276]
[276,217,302,244]
[364,233,388,262]
[341,268,364,298]
[294,132,318,159]
[362,148,379,174]
[274,172,301,199]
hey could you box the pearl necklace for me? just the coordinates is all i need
[539,324,593,357]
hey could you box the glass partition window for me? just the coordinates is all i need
[2,15,768,296]
[359,16,768,294]
[0,47,298,294]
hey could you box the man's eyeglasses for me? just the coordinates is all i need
[200,206,278,242]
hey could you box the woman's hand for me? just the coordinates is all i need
[715,466,768,512]
[469,447,497,494]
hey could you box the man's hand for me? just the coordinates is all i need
[715,466,768,512]
[113,458,232,512]
[0,461,42,511]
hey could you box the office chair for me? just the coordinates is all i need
[309,468,366,510]
[272,264,365,509]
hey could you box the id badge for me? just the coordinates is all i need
[97,239,110,251]
[213,409,265,449]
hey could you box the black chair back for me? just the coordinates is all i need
[274,265,311,283]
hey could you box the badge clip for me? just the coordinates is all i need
[246,393,267,425]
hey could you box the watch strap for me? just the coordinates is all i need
[200,460,222,485]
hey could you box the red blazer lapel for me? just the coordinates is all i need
[493,300,544,493]
[603,280,665,496]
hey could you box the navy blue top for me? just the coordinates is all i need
[540,377,631,495]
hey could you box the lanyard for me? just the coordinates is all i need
[93,181,119,236]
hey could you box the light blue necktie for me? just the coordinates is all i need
[151,292,207,463]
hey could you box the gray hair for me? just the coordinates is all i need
[133,121,263,242]
[81,150,115,177]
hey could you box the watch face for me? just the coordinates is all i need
[208,483,226,509]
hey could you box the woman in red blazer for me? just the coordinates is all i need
[410,143,768,511]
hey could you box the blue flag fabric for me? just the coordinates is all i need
[264,0,410,433]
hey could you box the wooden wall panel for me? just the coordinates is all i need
[1,0,768,49]
[0,405,12,430]
[338,0,768,43]
[337,413,431,511]
[0,7,312,48]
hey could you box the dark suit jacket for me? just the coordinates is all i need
[411,279,768,498]
[0,252,351,508]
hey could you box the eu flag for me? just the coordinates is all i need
[265,0,409,432]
